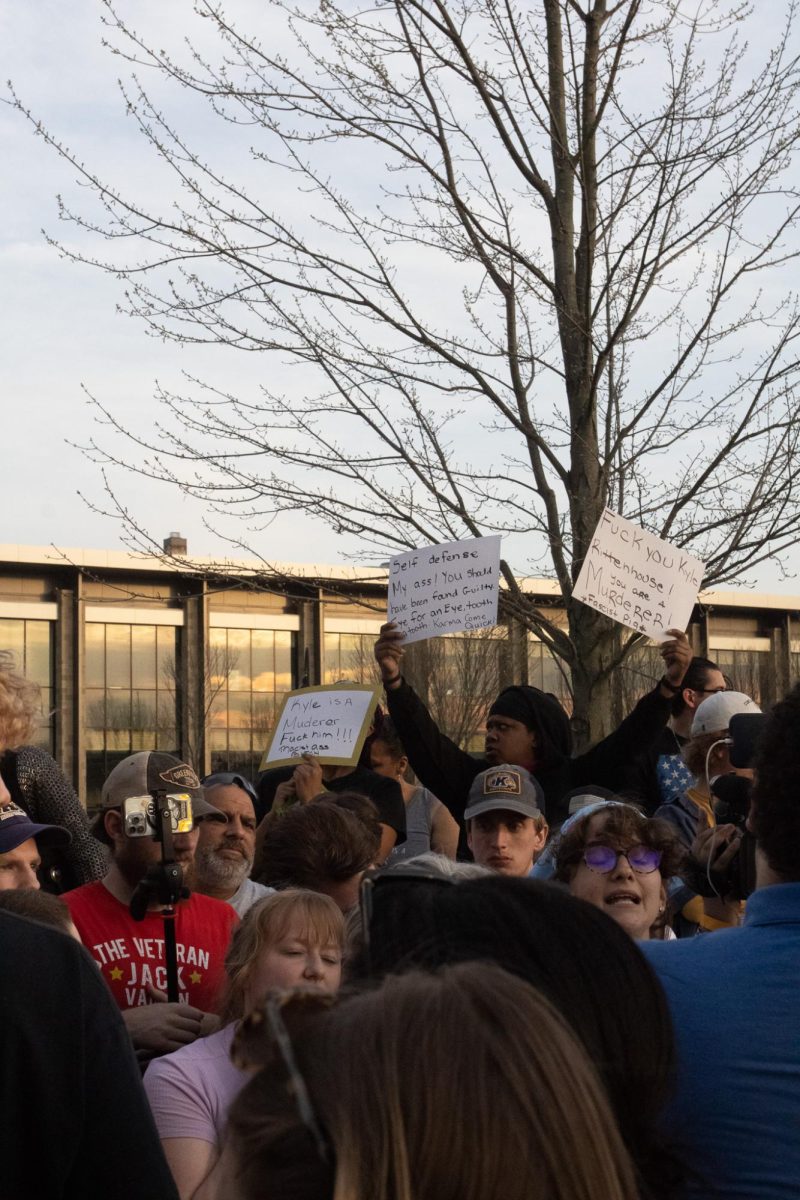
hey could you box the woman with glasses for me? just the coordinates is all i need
[226,963,641,1200]
[553,802,684,941]
[143,889,344,1200]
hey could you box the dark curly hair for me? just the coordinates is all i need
[751,684,800,881]
[553,805,686,885]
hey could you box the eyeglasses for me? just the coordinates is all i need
[694,687,729,696]
[582,844,662,875]
[359,865,455,973]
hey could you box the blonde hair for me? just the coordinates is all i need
[0,651,41,751]
[221,889,344,1023]
[229,963,639,1200]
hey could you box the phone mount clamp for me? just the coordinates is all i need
[128,789,190,1002]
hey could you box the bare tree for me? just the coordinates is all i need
[161,643,239,772]
[403,629,505,750]
[13,0,800,743]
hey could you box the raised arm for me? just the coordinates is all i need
[375,623,480,822]
[571,630,693,805]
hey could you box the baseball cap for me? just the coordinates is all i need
[464,765,544,822]
[691,692,761,737]
[90,751,222,842]
[0,803,71,855]
[561,784,619,816]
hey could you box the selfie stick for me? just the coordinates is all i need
[129,790,189,1003]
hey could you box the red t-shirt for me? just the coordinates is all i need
[65,881,238,1013]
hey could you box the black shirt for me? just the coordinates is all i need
[256,763,407,843]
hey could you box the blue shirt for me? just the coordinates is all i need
[641,884,800,1199]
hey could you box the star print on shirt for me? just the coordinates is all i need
[657,753,693,803]
[109,967,124,981]
[189,971,202,985]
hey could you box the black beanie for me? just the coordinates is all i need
[489,686,572,769]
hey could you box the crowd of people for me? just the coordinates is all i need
[0,628,798,1200]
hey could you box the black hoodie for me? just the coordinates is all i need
[386,677,672,828]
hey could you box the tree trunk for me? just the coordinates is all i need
[568,602,623,749]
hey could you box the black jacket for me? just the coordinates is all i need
[386,678,674,828]
[0,910,179,1200]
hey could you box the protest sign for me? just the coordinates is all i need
[260,683,380,769]
[572,509,704,641]
[388,535,501,644]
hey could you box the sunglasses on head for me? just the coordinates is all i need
[199,772,258,802]
[582,843,662,875]
[233,989,335,1165]
[359,865,455,973]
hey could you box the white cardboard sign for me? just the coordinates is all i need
[572,509,704,641]
[260,683,380,769]
[388,535,501,644]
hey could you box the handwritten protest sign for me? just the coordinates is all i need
[388,535,501,644]
[260,683,380,770]
[572,509,704,641]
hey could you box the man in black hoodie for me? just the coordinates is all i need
[374,622,692,829]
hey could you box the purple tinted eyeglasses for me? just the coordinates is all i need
[583,844,662,875]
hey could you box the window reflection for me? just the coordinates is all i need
[208,626,296,780]
[0,618,54,752]
[323,632,380,685]
[85,623,178,805]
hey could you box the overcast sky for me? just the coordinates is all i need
[2,1,800,594]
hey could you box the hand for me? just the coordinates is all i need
[272,779,297,814]
[690,823,742,876]
[199,1011,221,1038]
[292,754,326,804]
[122,986,206,1056]
[375,621,405,689]
[660,627,692,689]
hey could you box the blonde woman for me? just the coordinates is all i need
[0,652,106,887]
[144,889,344,1200]
[227,963,641,1200]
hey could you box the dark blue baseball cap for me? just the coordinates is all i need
[0,803,71,855]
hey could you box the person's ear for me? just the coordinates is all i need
[398,755,409,779]
[533,821,549,852]
[104,808,124,844]
[658,883,667,914]
[682,687,698,711]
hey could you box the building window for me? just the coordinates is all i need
[208,627,295,779]
[323,633,381,684]
[403,630,505,752]
[85,623,178,805]
[713,649,769,707]
[527,639,572,712]
[0,618,54,753]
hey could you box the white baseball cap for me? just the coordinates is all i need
[691,691,761,736]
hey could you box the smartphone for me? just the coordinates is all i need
[728,713,766,769]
